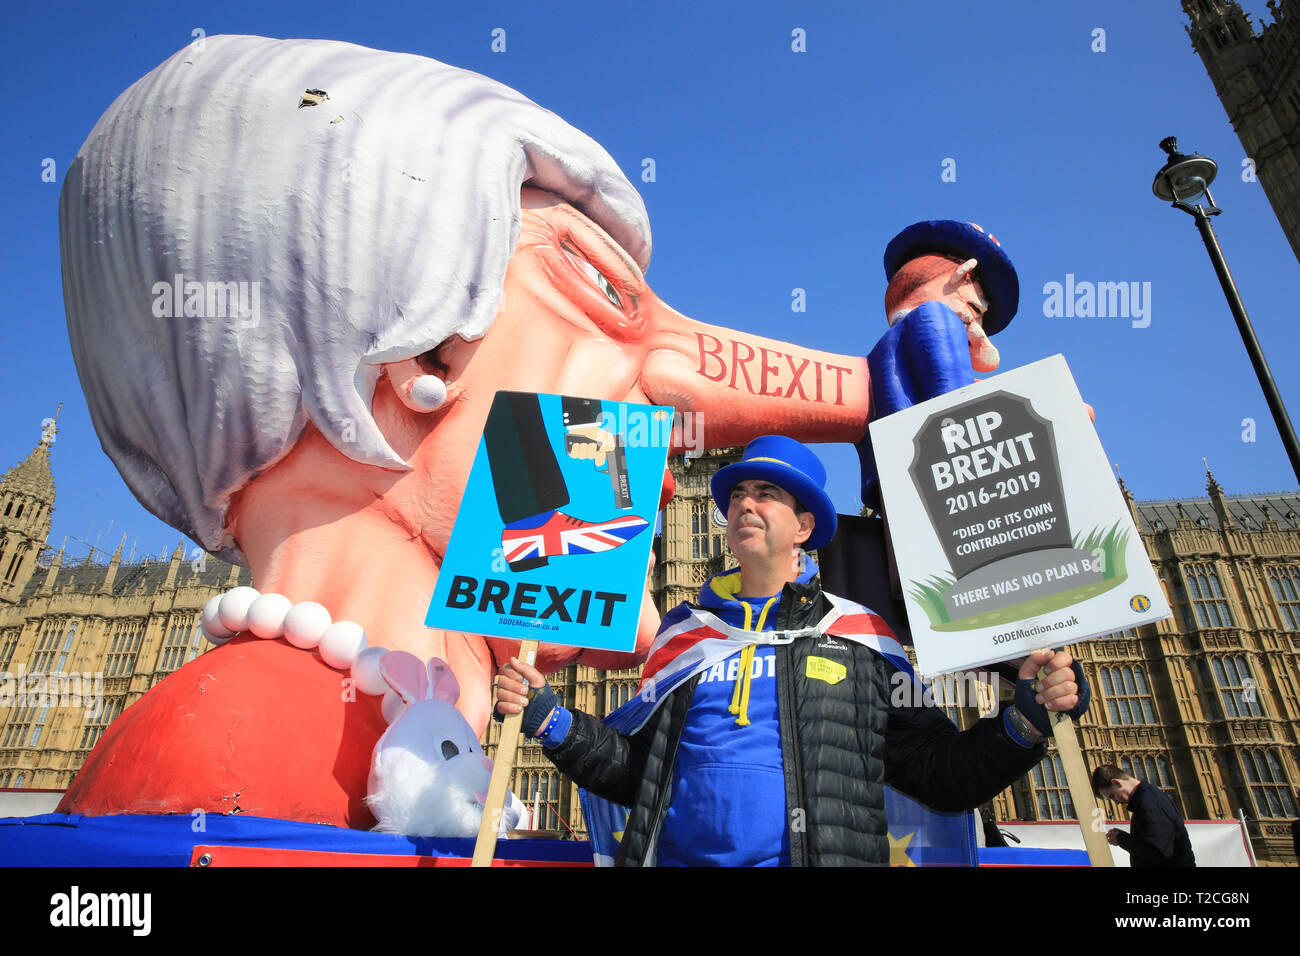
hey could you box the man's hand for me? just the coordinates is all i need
[1013,648,1090,736]
[1106,828,1122,846]
[495,657,556,735]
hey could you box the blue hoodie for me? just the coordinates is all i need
[656,556,820,867]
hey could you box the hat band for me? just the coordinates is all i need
[746,457,792,467]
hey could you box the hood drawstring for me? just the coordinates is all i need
[728,595,777,727]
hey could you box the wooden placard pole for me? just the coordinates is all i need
[472,638,538,867]
[1037,650,1113,867]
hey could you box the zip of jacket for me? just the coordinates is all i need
[775,643,807,866]
[637,674,699,866]
[774,578,824,867]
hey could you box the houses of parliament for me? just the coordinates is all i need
[2,421,1299,865]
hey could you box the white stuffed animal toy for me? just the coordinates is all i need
[367,650,525,837]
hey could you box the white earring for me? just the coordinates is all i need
[390,358,448,412]
[405,374,447,412]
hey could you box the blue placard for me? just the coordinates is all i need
[426,391,672,652]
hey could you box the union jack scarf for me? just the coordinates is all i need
[605,592,925,736]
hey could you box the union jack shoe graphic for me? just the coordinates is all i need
[501,510,649,569]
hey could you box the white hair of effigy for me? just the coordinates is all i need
[60,34,651,564]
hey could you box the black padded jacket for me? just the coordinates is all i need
[543,575,1048,866]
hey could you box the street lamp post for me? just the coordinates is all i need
[1152,137,1300,486]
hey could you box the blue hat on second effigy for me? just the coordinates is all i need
[883,220,1019,335]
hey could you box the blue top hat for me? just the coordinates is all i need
[711,436,838,552]
[883,220,1019,335]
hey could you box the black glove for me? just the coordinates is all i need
[1014,657,1090,734]
[520,681,560,738]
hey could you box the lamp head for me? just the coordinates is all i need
[1152,137,1218,203]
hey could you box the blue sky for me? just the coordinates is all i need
[2,0,1297,564]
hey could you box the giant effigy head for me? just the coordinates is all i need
[61,34,651,565]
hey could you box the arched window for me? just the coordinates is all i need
[1267,568,1300,630]
[689,501,726,564]
[0,630,18,672]
[30,620,63,672]
[1183,564,1233,628]
[27,701,51,747]
[79,697,124,751]
[159,621,196,673]
[1031,752,1075,820]
[1210,655,1263,718]
[0,703,39,747]
[604,680,636,713]
[518,770,562,830]
[104,621,143,677]
[1238,749,1297,818]
[1100,664,1156,724]
[53,625,77,672]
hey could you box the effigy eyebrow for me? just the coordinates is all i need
[550,202,646,287]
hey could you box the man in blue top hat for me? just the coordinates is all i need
[496,434,1088,866]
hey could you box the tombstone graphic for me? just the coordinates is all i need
[906,391,1104,622]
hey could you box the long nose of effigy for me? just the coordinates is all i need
[640,298,872,453]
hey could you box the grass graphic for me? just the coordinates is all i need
[908,574,957,627]
[1075,522,1129,581]
[907,521,1132,631]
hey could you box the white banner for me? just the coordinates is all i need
[994,820,1255,867]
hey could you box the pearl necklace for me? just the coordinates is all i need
[201,586,403,721]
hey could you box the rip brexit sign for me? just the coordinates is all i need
[913,392,1069,577]
[909,391,1105,623]
[872,354,1170,674]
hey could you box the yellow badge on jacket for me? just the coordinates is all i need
[806,656,847,685]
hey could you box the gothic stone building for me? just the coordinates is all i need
[2,432,1298,864]
[985,471,1300,866]
[1184,0,1300,264]
[0,418,254,792]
